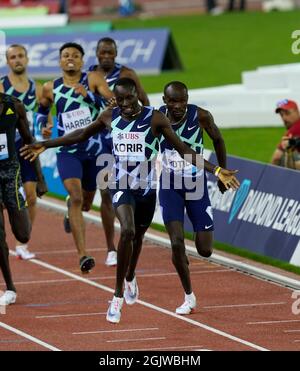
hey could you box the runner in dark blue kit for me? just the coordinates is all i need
[159,81,228,314]
[21,78,239,323]
[89,37,150,267]
[0,93,34,306]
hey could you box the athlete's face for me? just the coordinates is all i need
[163,87,188,121]
[96,42,117,71]
[60,47,84,73]
[278,108,300,129]
[6,46,28,75]
[115,85,139,117]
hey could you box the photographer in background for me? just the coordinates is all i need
[271,99,300,170]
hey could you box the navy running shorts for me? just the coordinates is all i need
[57,151,98,192]
[159,178,214,232]
[110,188,157,228]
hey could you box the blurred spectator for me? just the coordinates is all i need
[59,0,67,13]
[271,99,300,170]
[206,0,223,15]
[227,0,246,11]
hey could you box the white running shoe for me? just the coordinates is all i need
[106,296,124,324]
[16,245,36,260]
[124,276,139,305]
[176,292,196,315]
[105,251,117,266]
[0,290,17,306]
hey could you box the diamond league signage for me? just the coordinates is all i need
[0,28,181,77]
[184,153,300,266]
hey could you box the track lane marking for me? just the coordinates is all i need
[9,251,269,351]
[36,312,106,319]
[0,322,61,351]
[106,337,166,343]
[203,302,286,309]
[73,327,159,335]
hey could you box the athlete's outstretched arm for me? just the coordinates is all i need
[152,110,240,190]
[20,109,112,161]
[87,71,115,104]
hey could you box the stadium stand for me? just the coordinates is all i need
[149,63,300,128]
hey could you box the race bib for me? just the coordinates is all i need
[113,132,145,161]
[163,148,203,177]
[61,107,92,134]
[0,133,8,160]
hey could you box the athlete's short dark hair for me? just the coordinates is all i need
[164,81,188,95]
[59,42,85,57]
[6,44,27,58]
[114,78,137,93]
[96,37,117,51]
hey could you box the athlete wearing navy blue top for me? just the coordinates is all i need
[89,37,150,267]
[36,42,114,273]
[0,44,47,260]
[21,78,239,323]
[160,81,229,314]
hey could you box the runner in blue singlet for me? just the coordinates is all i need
[88,37,150,267]
[159,81,229,315]
[35,42,114,273]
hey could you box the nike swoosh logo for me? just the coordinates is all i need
[28,95,35,99]
[137,123,148,129]
[204,224,213,229]
[188,125,198,131]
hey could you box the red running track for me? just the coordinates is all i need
[0,202,300,351]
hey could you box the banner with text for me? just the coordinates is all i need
[184,154,300,266]
[0,28,181,77]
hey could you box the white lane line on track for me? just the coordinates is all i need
[9,251,269,351]
[38,198,300,290]
[0,322,61,351]
[13,269,231,286]
[73,327,159,335]
[203,302,286,309]
[36,312,106,319]
[30,248,106,255]
[122,345,204,351]
[106,337,166,343]
[248,320,300,325]
[284,330,300,333]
